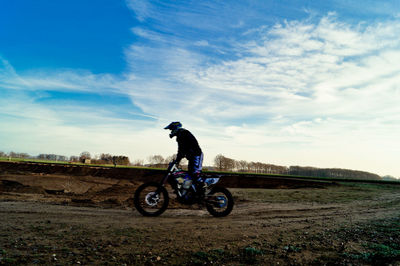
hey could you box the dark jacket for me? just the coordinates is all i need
[175,128,202,162]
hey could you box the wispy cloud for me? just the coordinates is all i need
[1,6,400,176]
[119,13,400,174]
[125,0,151,22]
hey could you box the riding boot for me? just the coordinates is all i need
[194,180,205,197]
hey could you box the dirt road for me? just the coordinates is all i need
[1,182,400,265]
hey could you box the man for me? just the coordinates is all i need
[164,122,203,184]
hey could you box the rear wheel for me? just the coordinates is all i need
[134,182,169,217]
[205,186,234,217]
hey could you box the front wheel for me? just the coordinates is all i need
[205,186,234,217]
[134,182,169,216]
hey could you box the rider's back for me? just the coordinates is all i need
[176,129,202,159]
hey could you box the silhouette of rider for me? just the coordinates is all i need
[164,122,203,186]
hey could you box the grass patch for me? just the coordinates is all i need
[240,246,264,264]
[112,228,139,237]
[189,246,264,265]
[344,243,400,263]
[0,249,17,265]
[337,217,400,264]
[231,182,400,204]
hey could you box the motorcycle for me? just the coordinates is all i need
[134,161,234,217]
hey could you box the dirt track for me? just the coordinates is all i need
[1,163,400,265]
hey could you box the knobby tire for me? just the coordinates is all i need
[134,182,169,217]
[205,186,234,217]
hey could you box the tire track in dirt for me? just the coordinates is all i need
[1,188,399,265]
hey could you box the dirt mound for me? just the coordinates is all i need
[0,161,337,188]
[0,161,337,209]
[0,180,45,194]
[0,175,139,208]
[0,161,161,182]
[1,183,399,265]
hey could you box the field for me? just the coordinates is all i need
[1,162,400,265]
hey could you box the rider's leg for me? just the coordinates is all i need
[188,153,204,193]
[188,153,203,179]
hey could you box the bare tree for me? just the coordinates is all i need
[79,151,91,160]
[112,156,130,166]
[164,154,177,164]
[57,155,68,161]
[100,153,113,164]
[214,154,235,171]
[214,154,225,170]
[132,159,144,166]
[69,156,79,162]
[19,153,30,159]
[148,155,165,166]
[79,151,91,164]
[237,160,248,172]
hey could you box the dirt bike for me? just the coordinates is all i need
[134,161,234,217]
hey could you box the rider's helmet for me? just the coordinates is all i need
[164,122,182,138]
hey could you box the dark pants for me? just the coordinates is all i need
[188,153,203,179]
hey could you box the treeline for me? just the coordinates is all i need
[213,154,381,180]
[1,151,74,162]
[0,151,132,166]
[80,152,130,166]
[61,151,131,166]
[0,150,180,167]
[0,150,386,180]
[288,166,381,180]
[0,151,31,159]
[214,154,287,174]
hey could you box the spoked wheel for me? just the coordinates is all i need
[205,186,234,217]
[134,182,169,217]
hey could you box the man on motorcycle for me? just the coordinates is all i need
[164,122,204,190]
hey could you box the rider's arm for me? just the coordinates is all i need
[176,149,184,164]
[175,131,186,164]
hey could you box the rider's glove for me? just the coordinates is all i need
[169,159,179,167]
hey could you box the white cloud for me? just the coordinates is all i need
[1,14,400,176]
[120,15,400,175]
[0,59,127,94]
[125,0,151,22]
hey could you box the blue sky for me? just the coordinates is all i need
[1,0,400,177]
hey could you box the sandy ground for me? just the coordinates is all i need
[1,169,400,265]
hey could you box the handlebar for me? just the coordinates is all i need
[167,160,179,172]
